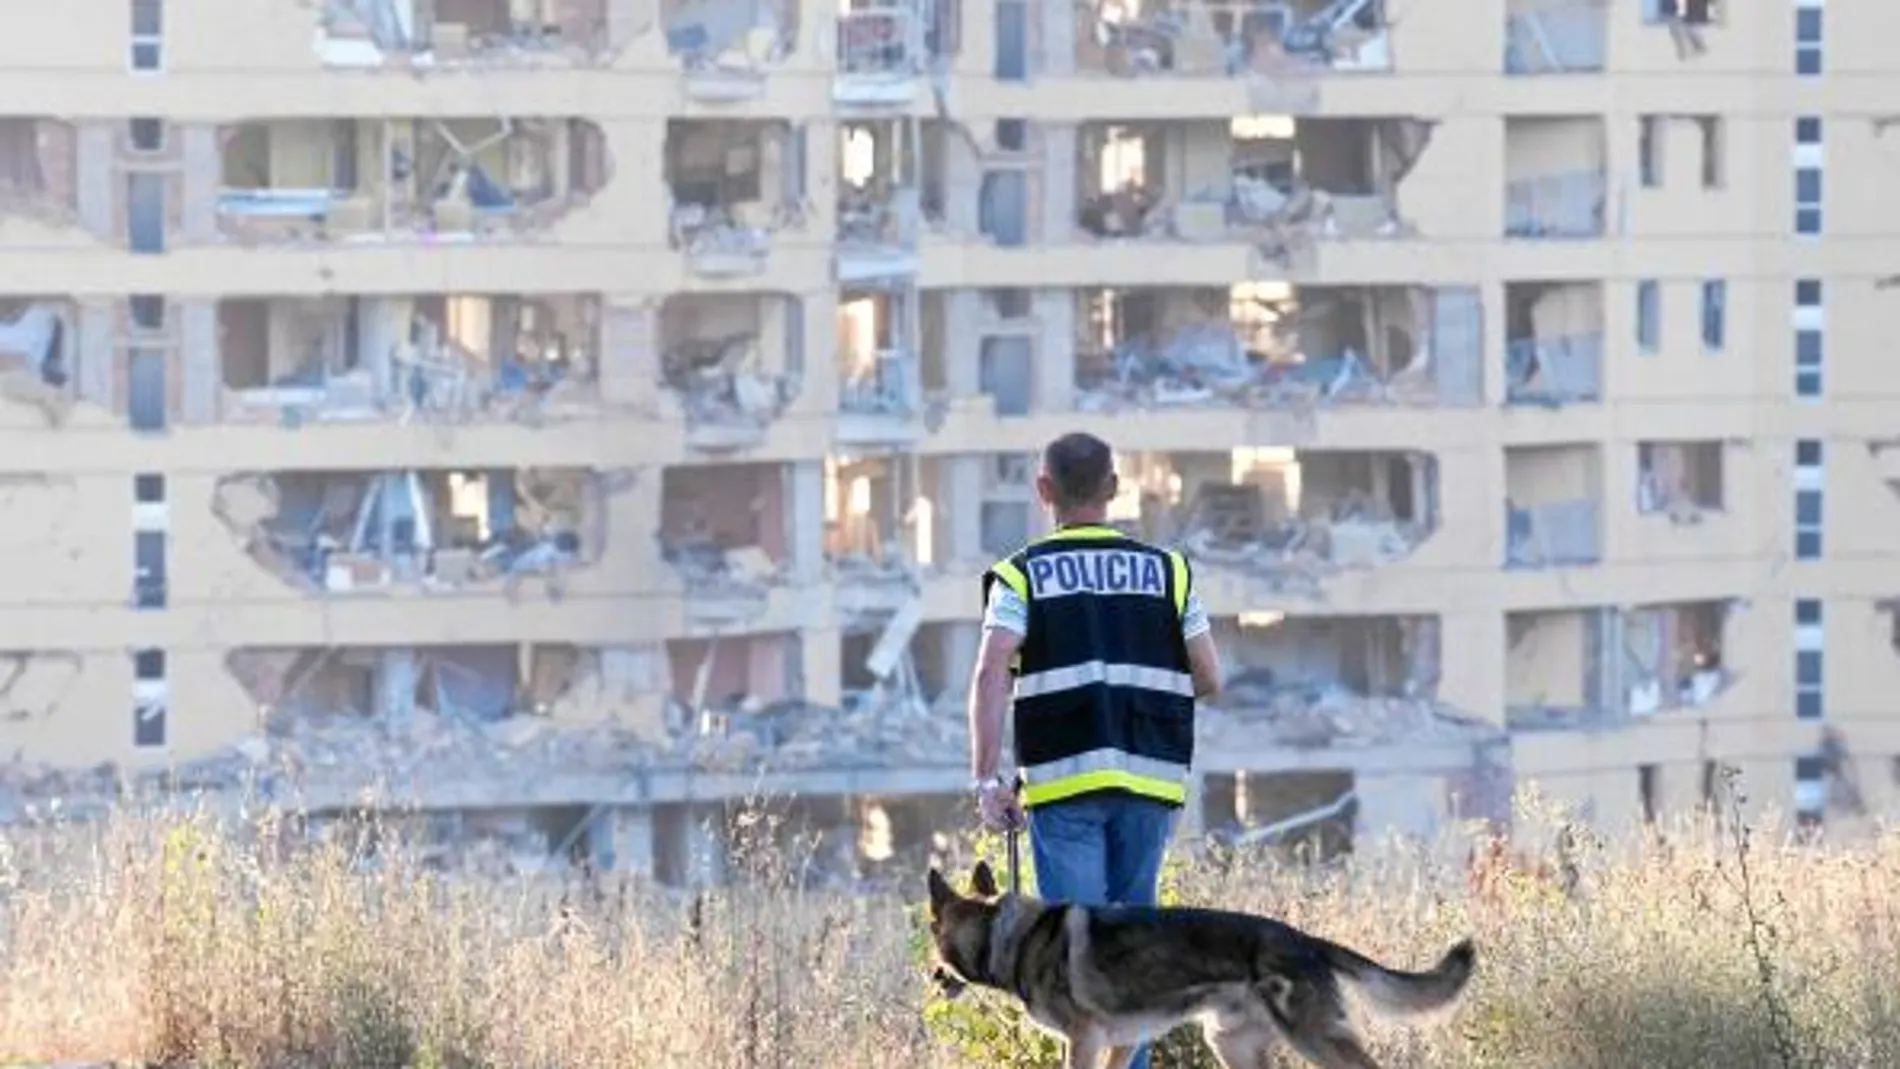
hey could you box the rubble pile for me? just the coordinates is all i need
[663,332,792,430]
[1178,483,1426,593]
[1202,674,1498,752]
[686,693,965,772]
[1075,324,1432,414]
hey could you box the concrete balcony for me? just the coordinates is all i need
[1504,170,1606,239]
[832,4,931,106]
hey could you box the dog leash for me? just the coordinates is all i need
[1006,776,1023,895]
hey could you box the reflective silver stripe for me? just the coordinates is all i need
[1013,660,1194,700]
[1022,747,1189,785]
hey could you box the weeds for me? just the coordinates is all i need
[0,775,1890,1068]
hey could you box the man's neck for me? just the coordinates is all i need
[1054,513,1109,530]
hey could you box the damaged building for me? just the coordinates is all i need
[0,0,1883,885]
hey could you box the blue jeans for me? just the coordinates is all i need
[1028,793,1178,1069]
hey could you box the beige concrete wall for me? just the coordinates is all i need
[0,0,1890,841]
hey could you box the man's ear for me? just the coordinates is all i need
[927,867,954,915]
[971,860,999,898]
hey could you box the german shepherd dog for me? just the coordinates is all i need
[925,861,1475,1069]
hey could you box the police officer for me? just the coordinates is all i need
[965,432,1223,1069]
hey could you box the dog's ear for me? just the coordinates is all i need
[971,860,999,898]
[927,867,955,915]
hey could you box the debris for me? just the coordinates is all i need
[1200,673,1496,752]
[216,119,609,245]
[1072,288,1444,414]
[215,470,593,600]
[0,118,78,228]
[1173,477,1431,596]
[318,0,620,68]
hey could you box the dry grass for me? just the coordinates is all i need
[0,785,1895,1069]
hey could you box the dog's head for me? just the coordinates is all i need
[924,860,1004,1000]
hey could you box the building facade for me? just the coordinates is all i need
[0,0,1890,881]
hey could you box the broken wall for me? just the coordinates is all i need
[1505,610,1591,714]
[0,477,135,605]
[1376,116,1495,239]
[0,651,115,769]
[1515,282,1602,341]
[1505,445,1599,507]
[666,632,798,708]
[661,463,790,559]
[1504,117,1605,180]
[1210,616,1416,695]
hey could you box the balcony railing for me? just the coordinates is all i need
[1504,171,1606,238]
[1506,332,1602,405]
[1505,5,1607,74]
[1505,498,1601,568]
[840,349,920,416]
[836,7,926,79]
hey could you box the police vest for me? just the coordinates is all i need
[981,525,1196,810]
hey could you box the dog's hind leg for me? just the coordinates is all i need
[1283,1031,1381,1069]
[1099,1045,1140,1069]
[1206,1026,1276,1069]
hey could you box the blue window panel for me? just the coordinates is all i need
[1796,440,1823,466]
[1796,690,1823,721]
[1795,599,1822,626]
[1796,369,1822,397]
[1795,330,1822,367]
[1796,650,1823,686]
[1795,529,1823,560]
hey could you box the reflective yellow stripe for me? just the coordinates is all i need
[1035,524,1124,542]
[990,559,1028,601]
[1023,770,1187,807]
[1167,549,1188,617]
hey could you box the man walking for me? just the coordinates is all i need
[965,432,1223,1069]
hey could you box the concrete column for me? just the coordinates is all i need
[944,290,984,397]
[785,460,826,583]
[77,300,115,408]
[592,805,656,877]
[794,289,839,414]
[938,621,980,690]
[377,648,418,728]
[597,469,663,590]
[1480,280,1508,407]
[659,804,730,888]
[1040,1,1076,76]
[598,295,660,407]
[1439,611,1504,727]
[358,297,414,396]
[176,299,219,424]
[942,133,983,236]
[1178,772,1207,842]
[1354,774,1446,844]
[1032,290,1076,411]
[1039,123,1078,244]
[178,124,221,244]
[801,120,837,240]
[74,122,115,240]
[800,627,843,707]
[945,455,985,565]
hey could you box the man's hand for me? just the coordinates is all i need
[976,777,1024,831]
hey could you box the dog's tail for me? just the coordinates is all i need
[1322,938,1475,1016]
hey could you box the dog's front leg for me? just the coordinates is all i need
[1101,1045,1138,1069]
[1064,1031,1104,1069]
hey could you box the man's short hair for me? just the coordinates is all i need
[1042,432,1116,511]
